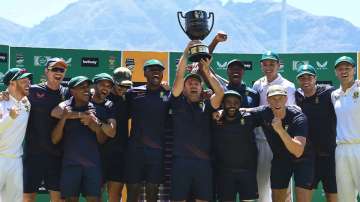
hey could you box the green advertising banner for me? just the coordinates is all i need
[9,47,121,84]
[0,44,9,90]
[169,52,357,88]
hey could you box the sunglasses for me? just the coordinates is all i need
[49,67,66,73]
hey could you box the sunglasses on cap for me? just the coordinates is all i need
[48,67,66,73]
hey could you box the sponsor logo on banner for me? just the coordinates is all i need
[216,61,227,70]
[215,60,253,70]
[81,57,99,67]
[16,53,25,68]
[278,60,285,73]
[0,53,7,63]
[316,61,328,70]
[292,60,309,71]
[34,56,51,66]
[242,61,253,70]
[108,56,116,69]
[34,56,72,67]
[125,58,135,72]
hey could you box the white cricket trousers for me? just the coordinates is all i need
[256,139,273,202]
[0,157,23,202]
[336,144,360,202]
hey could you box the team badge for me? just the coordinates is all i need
[284,125,289,131]
[353,91,359,99]
[315,97,319,104]
[36,92,45,98]
[240,118,245,125]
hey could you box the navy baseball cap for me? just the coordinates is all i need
[68,76,92,89]
[3,68,32,86]
[227,59,245,69]
[296,64,317,78]
[334,56,356,68]
[260,51,279,62]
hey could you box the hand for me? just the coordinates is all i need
[61,106,72,119]
[80,111,98,127]
[214,31,227,43]
[8,106,20,119]
[212,110,223,121]
[160,81,170,91]
[202,89,213,100]
[199,58,212,75]
[185,40,202,54]
[0,91,9,101]
[271,117,284,134]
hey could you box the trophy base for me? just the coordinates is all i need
[188,44,211,62]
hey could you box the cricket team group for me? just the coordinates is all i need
[0,36,360,202]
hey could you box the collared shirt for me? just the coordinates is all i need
[225,82,260,108]
[0,95,31,158]
[252,105,308,161]
[252,74,296,140]
[24,83,68,157]
[171,94,215,160]
[104,92,129,153]
[331,80,360,143]
[61,98,109,167]
[212,112,258,170]
[296,85,336,155]
[126,85,170,149]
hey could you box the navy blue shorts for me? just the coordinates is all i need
[23,155,62,193]
[102,151,125,183]
[171,157,212,201]
[271,156,315,190]
[216,168,258,201]
[123,147,163,184]
[312,154,337,193]
[60,165,102,198]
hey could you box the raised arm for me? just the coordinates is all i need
[199,58,224,109]
[172,41,196,97]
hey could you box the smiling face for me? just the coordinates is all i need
[10,77,31,97]
[297,74,317,94]
[45,65,67,86]
[70,81,91,103]
[227,65,245,85]
[335,62,355,86]
[223,95,241,119]
[94,80,113,101]
[144,65,163,88]
[261,60,280,81]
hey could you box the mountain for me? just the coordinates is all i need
[5,0,360,53]
[0,17,29,46]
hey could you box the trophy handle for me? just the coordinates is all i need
[208,12,215,33]
[177,11,187,34]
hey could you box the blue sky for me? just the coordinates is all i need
[1,0,359,28]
